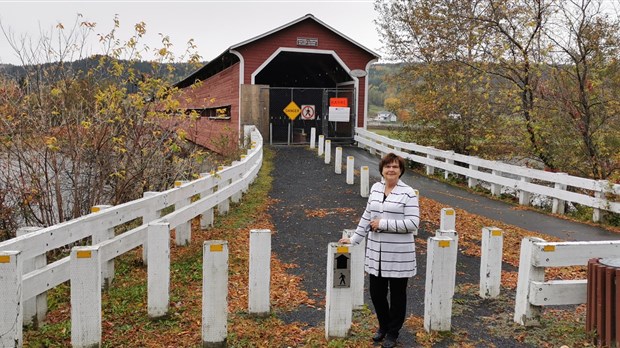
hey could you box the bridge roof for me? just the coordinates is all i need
[175,13,379,88]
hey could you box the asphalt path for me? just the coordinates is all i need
[267,144,619,347]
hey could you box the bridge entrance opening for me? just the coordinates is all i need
[254,51,356,145]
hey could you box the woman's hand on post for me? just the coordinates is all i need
[338,237,351,244]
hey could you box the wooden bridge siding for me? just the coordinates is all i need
[177,63,241,152]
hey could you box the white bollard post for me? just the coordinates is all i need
[0,251,22,348]
[17,227,46,326]
[439,208,456,231]
[346,156,355,185]
[199,173,215,229]
[426,153,436,176]
[490,169,502,196]
[437,208,458,251]
[480,227,504,298]
[249,229,271,316]
[360,166,369,197]
[216,167,230,216]
[342,230,365,310]
[514,237,545,326]
[203,241,228,347]
[310,128,316,149]
[174,181,192,246]
[324,140,332,164]
[91,205,115,288]
[424,237,457,332]
[335,147,343,174]
[325,243,352,339]
[468,162,479,188]
[71,246,102,348]
[148,222,170,318]
[552,173,567,214]
[518,177,531,206]
[318,135,325,157]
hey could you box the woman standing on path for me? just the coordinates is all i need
[339,152,420,348]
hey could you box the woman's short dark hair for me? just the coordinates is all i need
[379,153,406,178]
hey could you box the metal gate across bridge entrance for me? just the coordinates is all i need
[265,87,356,145]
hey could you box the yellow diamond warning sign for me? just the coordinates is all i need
[283,101,301,120]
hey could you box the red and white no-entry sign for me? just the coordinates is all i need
[301,105,315,120]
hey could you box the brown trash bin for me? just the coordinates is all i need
[587,258,620,347]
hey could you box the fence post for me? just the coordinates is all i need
[325,140,332,164]
[203,241,228,347]
[325,242,352,339]
[16,227,46,327]
[426,153,435,176]
[444,152,454,180]
[240,154,249,194]
[0,251,22,348]
[514,237,545,326]
[310,127,316,149]
[148,222,170,318]
[552,173,567,214]
[346,156,355,185]
[91,205,115,288]
[318,135,325,157]
[360,166,370,198]
[593,180,609,223]
[342,229,365,310]
[231,160,243,203]
[70,246,102,348]
[490,169,502,196]
[519,177,531,206]
[142,191,163,265]
[249,229,271,317]
[468,161,479,188]
[335,147,343,174]
[424,236,457,332]
[216,166,230,216]
[480,227,504,298]
[174,180,192,246]
[199,173,215,229]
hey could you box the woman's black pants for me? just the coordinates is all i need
[369,273,409,339]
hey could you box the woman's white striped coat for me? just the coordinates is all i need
[350,179,420,278]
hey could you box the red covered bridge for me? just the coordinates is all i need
[174,13,379,153]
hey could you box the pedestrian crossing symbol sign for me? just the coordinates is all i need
[333,252,351,288]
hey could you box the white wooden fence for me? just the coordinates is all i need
[0,125,263,347]
[355,128,620,222]
[514,238,620,326]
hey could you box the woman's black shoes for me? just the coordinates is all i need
[372,330,386,342]
[381,336,397,348]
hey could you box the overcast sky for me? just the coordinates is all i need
[0,0,383,65]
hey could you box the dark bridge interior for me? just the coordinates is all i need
[255,52,352,87]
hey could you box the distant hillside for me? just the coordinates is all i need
[0,55,205,85]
